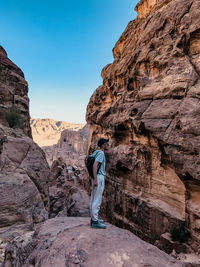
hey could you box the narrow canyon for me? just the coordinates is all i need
[0,0,200,266]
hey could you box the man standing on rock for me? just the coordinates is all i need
[90,138,109,229]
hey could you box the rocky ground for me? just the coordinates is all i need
[3,217,183,267]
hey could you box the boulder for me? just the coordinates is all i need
[3,217,183,267]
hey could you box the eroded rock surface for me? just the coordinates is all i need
[0,46,31,137]
[86,0,200,251]
[3,217,183,267]
[49,158,90,218]
[42,124,89,167]
[31,118,84,147]
[0,126,50,265]
[0,47,50,264]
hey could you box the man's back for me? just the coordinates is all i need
[91,149,106,176]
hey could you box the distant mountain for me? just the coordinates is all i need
[30,118,85,147]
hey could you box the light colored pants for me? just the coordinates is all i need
[90,174,105,221]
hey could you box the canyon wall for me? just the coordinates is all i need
[31,118,84,147]
[0,47,50,263]
[0,46,31,137]
[40,124,89,167]
[86,0,200,250]
[58,124,89,155]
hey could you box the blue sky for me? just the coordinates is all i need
[1,0,138,123]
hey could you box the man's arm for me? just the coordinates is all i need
[93,161,99,186]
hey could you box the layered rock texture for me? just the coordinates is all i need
[42,124,89,167]
[0,46,31,137]
[86,0,200,252]
[0,48,50,263]
[58,124,89,155]
[31,119,88,168]
[31,118,84,147]
[49,158,90,218]
[3,217,182,267]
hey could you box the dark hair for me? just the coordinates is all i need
[98,138,109,147]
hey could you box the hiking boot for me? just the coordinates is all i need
[90,219,104,226]
[91,220,106,229]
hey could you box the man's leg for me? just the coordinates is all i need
[91,175,105,222]
[90,179,97,224]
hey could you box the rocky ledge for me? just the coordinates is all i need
[3,217,182,267]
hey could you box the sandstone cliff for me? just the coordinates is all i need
[42,124,89,167]
[31,118,84,147]
[0,47,50,263]
[0,46,31,137]
[58,124,89,155]
[86,0,200,252]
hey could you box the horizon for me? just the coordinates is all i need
[1,0,138,123]
[30,117,85,125]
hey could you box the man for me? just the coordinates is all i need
[90,138,109,229]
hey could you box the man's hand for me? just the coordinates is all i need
[93,179,98,187]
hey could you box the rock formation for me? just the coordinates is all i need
[3,217,183,267]
[49,158,90,218]
[30,118,84,147]
[42,124,89,167]
[0,47,50,264]
[0,46,31,137]
[31,119,89,169]
[58,124,89,155]
[86,0,200,252]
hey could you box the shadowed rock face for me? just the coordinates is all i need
[0,47,50,264]
[49,158,90,218]
[86,0,200,250]
[0,46,31,137]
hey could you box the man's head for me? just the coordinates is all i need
[98,138,109,150]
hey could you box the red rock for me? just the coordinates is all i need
[3,217,183,267]
[86,0,200,252]
[0,47,50,264]
[0,46,31,137]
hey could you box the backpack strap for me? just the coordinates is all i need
[94,150,102,174]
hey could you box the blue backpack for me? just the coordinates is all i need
[86,151,102,178]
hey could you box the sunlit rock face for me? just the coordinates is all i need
[0,46,31,137]
[39,124,89,167]
[86,0,200,250]
[30,118,84,147]
[58,124,89,155]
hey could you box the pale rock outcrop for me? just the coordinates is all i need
[86,0,200,252]
[58,124,89,155]
[3,217,183,267]
[42,124,89,167]
[30,118,84,147]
